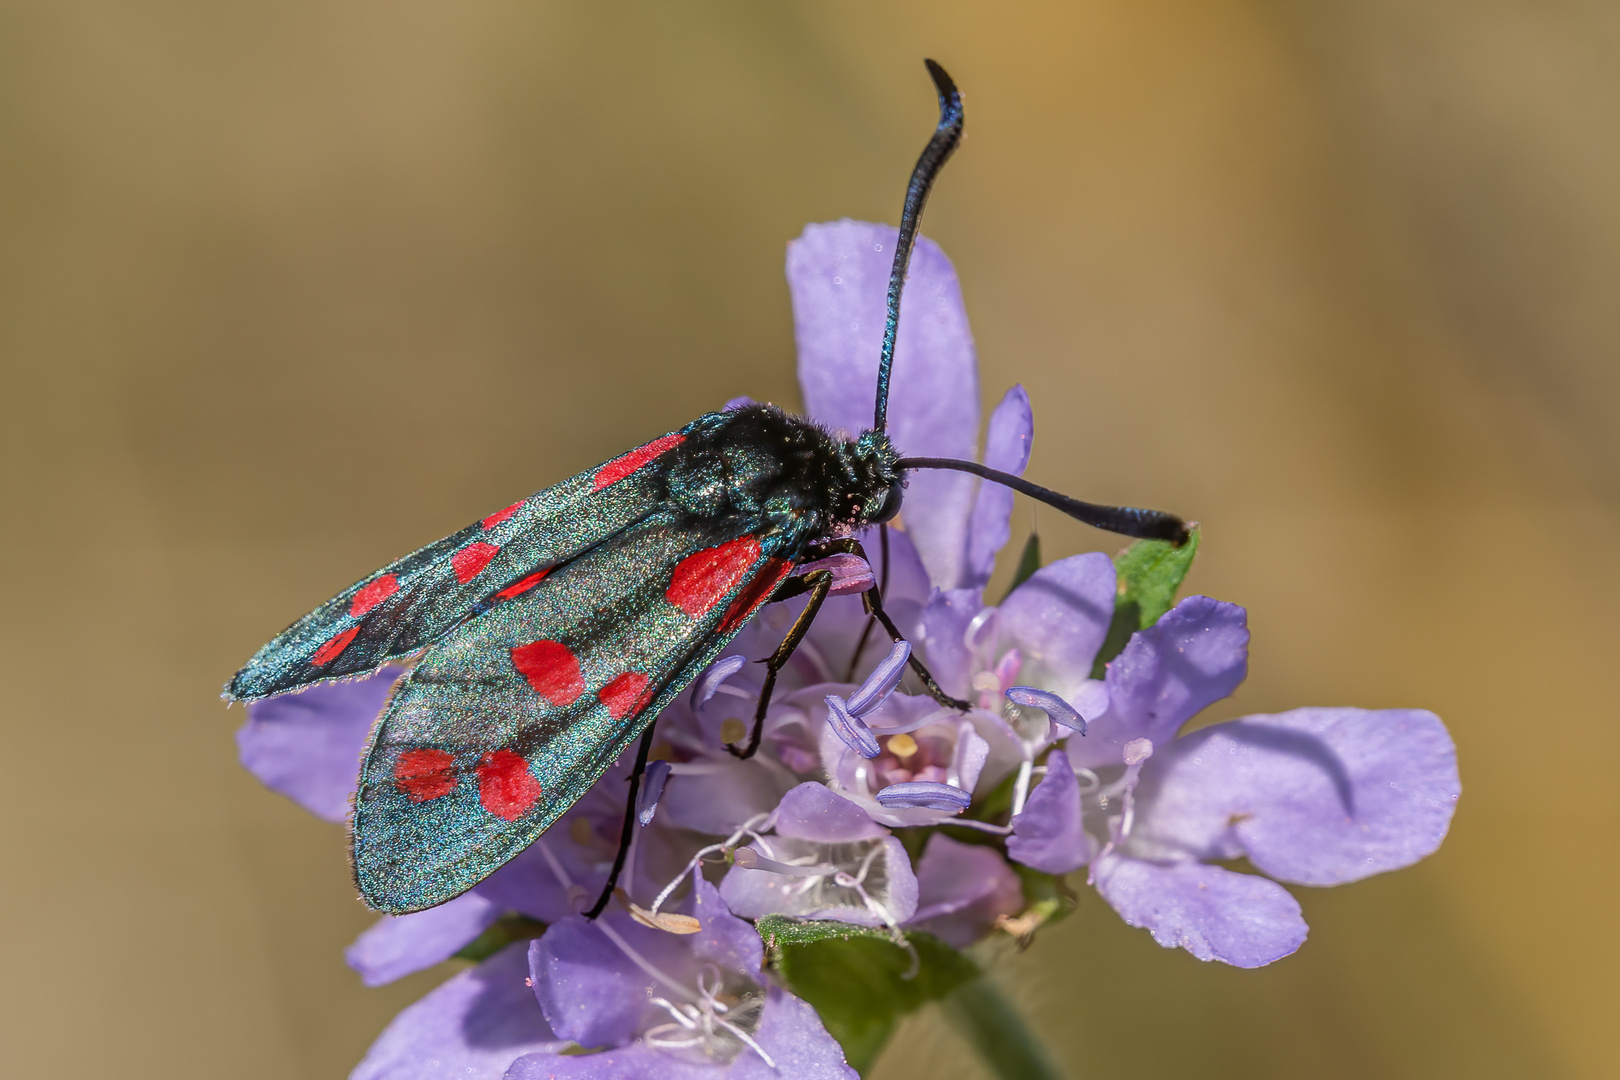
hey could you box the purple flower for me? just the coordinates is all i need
[1006,595,1460,966]
[811,689,1008,829]
[907,834,1024,948]
[510,878,856,1079]
[719,783,918,930]
[352,880,854,1079]
[350,942,567,1080]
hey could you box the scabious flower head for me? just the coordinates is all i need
[235,218,1460,1077]
[1001,593,1460,966]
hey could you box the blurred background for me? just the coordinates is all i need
[3,1,1616,1077]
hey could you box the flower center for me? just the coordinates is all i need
[872,730,950,787]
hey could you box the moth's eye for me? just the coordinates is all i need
[871,482,904,523]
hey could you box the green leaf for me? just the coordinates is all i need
[451,914,547,963]
[1090,527,1201,678]
[1005,531,1042,599]
[757,917,980,1074]
[942,978,1064,1080]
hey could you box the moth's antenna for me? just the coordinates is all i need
[896,456,1191,545]
[874,59,965,433]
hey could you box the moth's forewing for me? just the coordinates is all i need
[350,510,794,913]
[225,431,691,701]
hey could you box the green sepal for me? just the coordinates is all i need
[756,916,980,1075]
[1090,527,1201,678]
[452,913,548,963]
[1005,531,1042,599]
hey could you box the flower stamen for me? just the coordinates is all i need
[845,641,911,716]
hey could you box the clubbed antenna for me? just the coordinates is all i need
[896,457,1191,545]
[873,59,965,433]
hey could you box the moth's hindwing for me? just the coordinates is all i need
[225,430,691,701]
[350,510,795,913]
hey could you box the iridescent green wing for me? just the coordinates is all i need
[350,510,793,913]
[225,431,690,701]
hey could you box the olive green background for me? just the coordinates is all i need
[3,2,1616,1077]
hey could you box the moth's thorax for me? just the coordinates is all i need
[664,405,900,554]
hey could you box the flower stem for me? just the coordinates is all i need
[942,977,1064,1080]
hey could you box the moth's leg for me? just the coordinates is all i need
[726,568,834,761]
[861,585,972,712]
[844,524,890,680]
[801,533,969,711]
[585,722,658,920]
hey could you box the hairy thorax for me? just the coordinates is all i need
[661,405,901,554]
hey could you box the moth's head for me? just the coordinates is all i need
[850,428,904,524]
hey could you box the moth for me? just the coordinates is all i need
[225,60,1187,916]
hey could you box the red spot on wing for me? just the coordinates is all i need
[719,558,794,633]
[593,433,685,491]
[476,749,542,820]
[452,541,500,583]
[598,671,653,720]
[511,640,584,706]
[311,625,360,666]
[666,535,763,618]
[349,574,399,617]
[482,500,524,530]
[394,748,457,802]
[495,567,551,600]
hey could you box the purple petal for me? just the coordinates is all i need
[874,782,970,812]
[773,782,885,842]
[351,942,563,1080]
[721,834,918,925]
[1091,853,1308,967]
[636,760,672,827]
[690,655,747,711]
[918,588,984,700]
[1071,595,1248,770]
[723,395,757,411]
[789,221,979,588]
[908,834,1024,949]
[658,758,792,835]
[964,385,1033,592]
[999,554,1116,696]
[236,665,404,822]
[952,723,991,794]
[824,695,880,758]
[530,914,690,1048]
[1072,679,1110,722]
[346,890,503,988]
[688,876,764,974]
[476,833,594,924]
[1006,686,1086,735]
[1007,750,1090,874]
[845,640,911,716]
[1136,707,1459,886]
[797,552,875,596]
[862,523,932,609]
[505,987,856,1080]
[739,986,861,1080]
[505,1046,709,1080]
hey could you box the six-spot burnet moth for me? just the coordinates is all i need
[223,59,1188,917]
